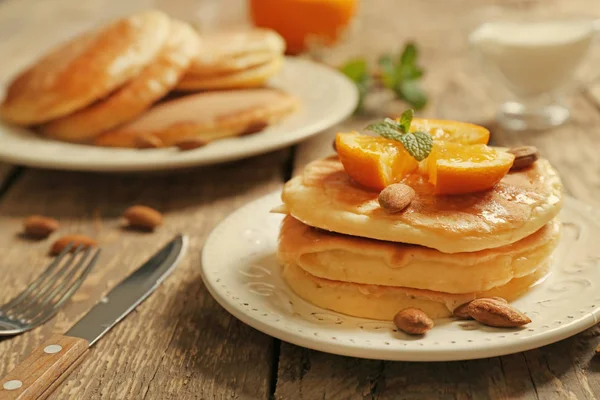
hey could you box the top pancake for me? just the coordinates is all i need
[1,10,171,125]
[186,29,285,77]
[281,156,562,253]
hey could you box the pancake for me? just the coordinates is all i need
[94,88,298,148]
[41,21,200,142]
[185,29,285,77]
[282,261,550,320]
[279,215,560,293]
[1,10,171,125]
[175,56,283,91]
[281,156,562,253]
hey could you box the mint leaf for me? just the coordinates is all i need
[366,120,403,140]
[378,54,396,89]
[400,42,417,66]
[340,59,370,113]
[398,109,414,133]
[396,80,427,110]
[397,131,432,161]
[340,58,368,81]
[365,114,432,161]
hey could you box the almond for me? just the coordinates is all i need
[50,234,97,255]
[175,137,209,151]
[136,135,163,149]
[453,297,507,320]
[452,303,472,320]
[378,183,415,214]
[467,298,531,327]
[123,205,163,230]
[508,146,539,171]
[23,215,59,238]
[393,308,434,335]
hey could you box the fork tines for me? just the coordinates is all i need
[0,243,100,330]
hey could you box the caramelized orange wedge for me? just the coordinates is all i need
[336,132,418,190]
[427,142,515,195]
[408,118,490,145]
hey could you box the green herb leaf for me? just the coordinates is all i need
[340,58,368,81]
[366,119,403,140]
[396,80,427,110]
[399,42,418,66]
[340,58,370,113]
[398,109,414,133]
[378,54,396,89]
[397,131,433,161]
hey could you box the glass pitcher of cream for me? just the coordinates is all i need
[469,10,595,131]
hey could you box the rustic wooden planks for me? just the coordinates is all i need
[0,150,289,399]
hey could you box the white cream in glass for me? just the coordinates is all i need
[470,16,594,130]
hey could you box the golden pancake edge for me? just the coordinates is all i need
[1,10,171,125]
[41,20,201,142]
[281,156,562,253]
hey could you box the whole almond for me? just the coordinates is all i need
[453,303,472,319]
[393,308,434,335]
[50,234,97,255]
[23,215,59,238]
[508,146,539,171]
[176,138,209,151]
[378,184,415,214]
[136,135,163,149]
[467,298,531,327]
[123,205,163,230]
[453,297,507,320]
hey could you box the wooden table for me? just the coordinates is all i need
[2,0,600,398]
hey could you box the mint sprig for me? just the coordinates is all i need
[339,43,427,114]
[365,109,432,161]
[339,59,370,113]
[378,43,427,110]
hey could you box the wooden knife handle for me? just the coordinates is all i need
[0,335,88,400]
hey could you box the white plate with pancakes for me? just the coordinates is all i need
[0,57,357,171]
[202,191,600,361]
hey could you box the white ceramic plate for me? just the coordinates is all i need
[201,191,600,361]
[0,58,357,172]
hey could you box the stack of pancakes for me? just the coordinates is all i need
[276,156,563,320]
[1,10,297,148]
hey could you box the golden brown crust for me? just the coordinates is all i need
[186,29,285,76]
[1,10,171,125]
[94,88,299,148]
[278,215,560,293]
[40,21,200,142]
[281,156,563,253]
[175,57,283,91]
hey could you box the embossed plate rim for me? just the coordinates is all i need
[0,58,358,172]
[202,191,600,361]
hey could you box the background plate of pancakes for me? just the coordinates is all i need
[0,10,358,172]
[202,191,600,361]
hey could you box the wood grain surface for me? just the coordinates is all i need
[1,0,600,399]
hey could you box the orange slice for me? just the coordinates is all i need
[427,142,515,195]
[336,132,418,190]
[407,118,490,145]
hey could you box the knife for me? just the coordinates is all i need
[0,235,187,400]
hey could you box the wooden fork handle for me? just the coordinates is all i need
[0,335,88,400]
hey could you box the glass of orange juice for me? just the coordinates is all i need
[248,0,358,55]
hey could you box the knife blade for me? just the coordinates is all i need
[0,235,187,400]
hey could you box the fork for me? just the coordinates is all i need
[0,244,101,336]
